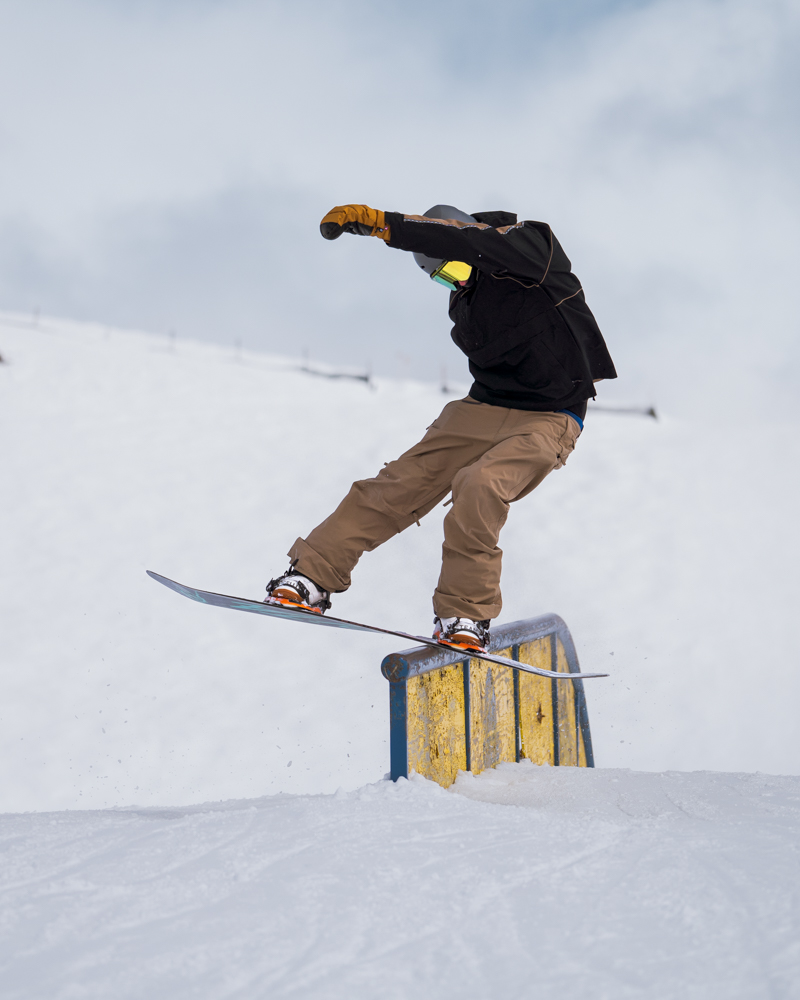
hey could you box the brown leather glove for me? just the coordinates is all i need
[320,204,390,241]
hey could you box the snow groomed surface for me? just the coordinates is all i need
[2,765,799,999]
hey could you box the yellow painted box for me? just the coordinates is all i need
[381,615,594,787]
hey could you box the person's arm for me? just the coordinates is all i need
[319,204,556,282]
[385,212,554,282]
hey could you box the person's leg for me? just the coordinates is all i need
[287,398,510,593]
[434,412,580,620]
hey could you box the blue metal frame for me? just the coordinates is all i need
[512,644,521,763]
[462,658,471,774]
[550,632,561,767]
[389,681,409,781]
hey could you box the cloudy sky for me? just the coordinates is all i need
[0,0,798,414]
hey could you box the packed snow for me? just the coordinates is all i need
[2,765,799,998]
[1,312,799,996]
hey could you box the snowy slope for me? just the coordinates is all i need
[1,312,800,813]
[2,313,800,998]
[2,765,799,999]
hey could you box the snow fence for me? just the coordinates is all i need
[382,615,593,787]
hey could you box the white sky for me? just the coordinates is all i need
[0,0,798,412]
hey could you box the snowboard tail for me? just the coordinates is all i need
[146,571,608,681]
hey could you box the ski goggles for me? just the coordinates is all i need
[430,259,473,290]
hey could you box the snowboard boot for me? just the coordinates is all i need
[433,615,490,651]
[266,569,331,615]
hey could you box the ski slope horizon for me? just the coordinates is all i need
[1,311,800,815]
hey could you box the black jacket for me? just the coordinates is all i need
[385,210,617,411]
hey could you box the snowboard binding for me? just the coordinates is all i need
[433,616,490,653]
[265,569,331,615]
[265,594,326,615]
[437,637,486,653]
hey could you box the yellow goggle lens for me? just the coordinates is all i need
[431,260,472,289]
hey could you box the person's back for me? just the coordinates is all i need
[386,208,616,414]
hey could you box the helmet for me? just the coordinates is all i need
[412,204,477,280]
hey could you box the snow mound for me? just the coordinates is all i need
[2,763,798,998]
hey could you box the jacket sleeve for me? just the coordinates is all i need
[384,212,560,282]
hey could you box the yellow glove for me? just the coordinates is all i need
[320,204,390,241]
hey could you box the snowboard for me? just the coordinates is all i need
[146,571,608,681]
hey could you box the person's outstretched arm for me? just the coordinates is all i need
[319,203,559,282]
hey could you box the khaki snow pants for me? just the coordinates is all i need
[288,398,581,621]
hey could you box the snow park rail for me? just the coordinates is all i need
[381,615,593,787]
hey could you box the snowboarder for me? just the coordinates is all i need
[266,204,616,650]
